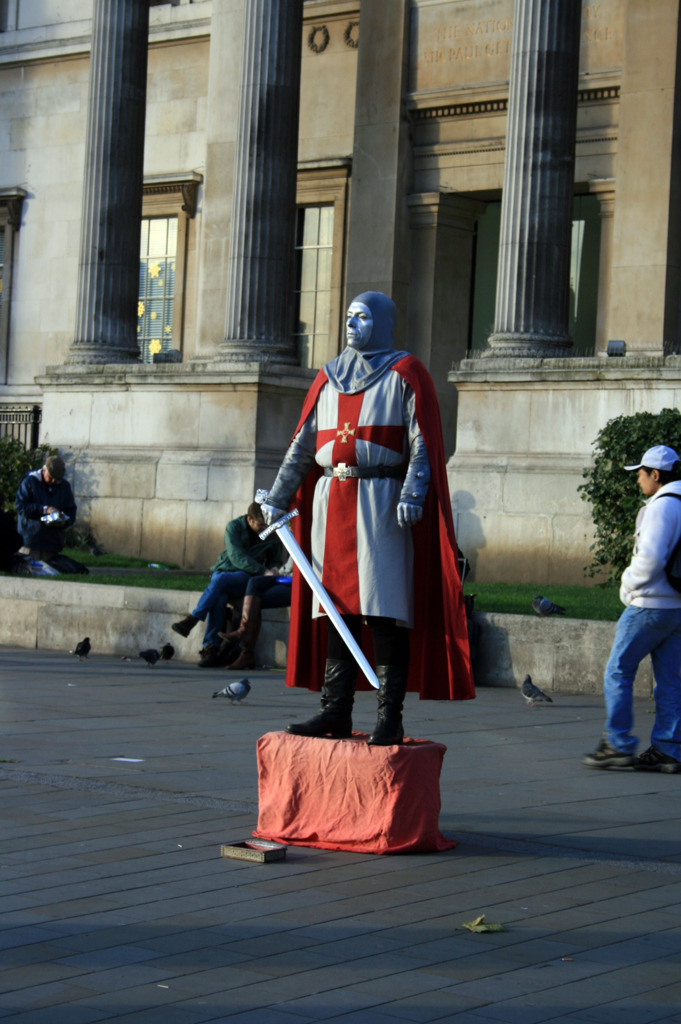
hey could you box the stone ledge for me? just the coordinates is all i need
[472,611,652,698]
[0,576,289,669]
[0,578,649,696]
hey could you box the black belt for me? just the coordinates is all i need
[323,463,406,481]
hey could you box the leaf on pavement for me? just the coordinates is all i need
[461,914,506,933]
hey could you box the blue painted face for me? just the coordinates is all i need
[345,302,373,350]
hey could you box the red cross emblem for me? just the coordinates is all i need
[337,422,356,444]
[317,392,406,464]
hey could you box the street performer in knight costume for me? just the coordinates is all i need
[262,291,474,745]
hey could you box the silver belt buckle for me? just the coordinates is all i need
[334,462,349,481]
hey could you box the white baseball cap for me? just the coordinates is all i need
[624,445,681,471]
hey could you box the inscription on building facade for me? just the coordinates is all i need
[411,0,622,92]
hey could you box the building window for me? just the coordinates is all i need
[295,164,350,369]
[140,172,202,364]
[138,217,177,363]
[469,196,600,355]
[568,195,600,352]
[0,188,25,384]
[295,205,333,368]
[0,0,18,32]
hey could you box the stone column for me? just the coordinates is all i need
[344,0,411,348]
[67,0,149,365]
[218,0,303,364]
[407,193,485,448]
[487,0,581,357]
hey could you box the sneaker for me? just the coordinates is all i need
[633,746,681,774]
[581,738,634,769]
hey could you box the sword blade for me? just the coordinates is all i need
[265,521,380,690]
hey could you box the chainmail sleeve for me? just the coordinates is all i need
[399,384,431,508]
[265,408,318,512]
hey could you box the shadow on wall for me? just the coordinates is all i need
[62,451,99,550]
[470,616,513,688]
[451,489,485,580]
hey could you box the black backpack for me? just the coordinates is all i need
[659,493,681,592]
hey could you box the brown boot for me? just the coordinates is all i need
[226,646,256,670]
[219,595,261,644]
[172,614,198,638]
[225,598,262,670]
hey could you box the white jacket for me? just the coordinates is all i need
[620,481,681,608]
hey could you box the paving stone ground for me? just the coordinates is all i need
[1,645,681,1024]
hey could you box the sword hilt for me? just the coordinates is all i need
[258,508,299,541]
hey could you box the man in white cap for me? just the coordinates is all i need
[582,445,681,772]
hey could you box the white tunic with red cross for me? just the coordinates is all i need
[308,370,417,626]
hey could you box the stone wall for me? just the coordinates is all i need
[0,575,290,669]
[448,355,681,584]
[0,575,653,697]
[472,610,652,698]
[36,363,314,568]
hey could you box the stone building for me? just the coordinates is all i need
[0,0,679,582]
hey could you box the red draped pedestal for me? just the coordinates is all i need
[253,731,456,855]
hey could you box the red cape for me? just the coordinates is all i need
[284,355,475,701]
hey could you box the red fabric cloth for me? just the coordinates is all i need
[284,358,475,701]
[253,730,456,854]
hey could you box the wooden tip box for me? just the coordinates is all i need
[220,839,287,863]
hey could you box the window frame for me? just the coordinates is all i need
[0,187,26,385]
[0,0,18,32]
[295,163,350,368]
[141,172,202,363]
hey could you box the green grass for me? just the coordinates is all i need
[464,582,622,621]
[4,547,204,589]
[6,547,624,619]
[61,547,180,570]
[53,572,209,591]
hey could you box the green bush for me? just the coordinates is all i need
[579,408,681,585]
[0,437,57,514]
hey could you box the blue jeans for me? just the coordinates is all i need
[245,575,292,608]
[604,604,681,758]
[191,571,249,647]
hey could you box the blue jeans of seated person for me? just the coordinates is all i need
[245,575,292,607]
[604,604,681,759]
[191,571,249,648]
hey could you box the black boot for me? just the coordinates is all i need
[172,613,198,638]
[368,665,408,745]
[198,644,221,668]
[286,659,356,738]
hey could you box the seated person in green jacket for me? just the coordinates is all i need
[172,502,285,667]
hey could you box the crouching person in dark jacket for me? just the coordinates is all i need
[0,489,22,572]
[15,455,77,561]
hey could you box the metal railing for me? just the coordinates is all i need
[0,405,41,450]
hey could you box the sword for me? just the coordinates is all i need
[255,489,380,689]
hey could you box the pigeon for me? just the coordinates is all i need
[212,678,251,703]
[532,595,566,617]
[72,637,91,660]
[139,648,160,668]
[161,643,175,664]
[521,674,553,705]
